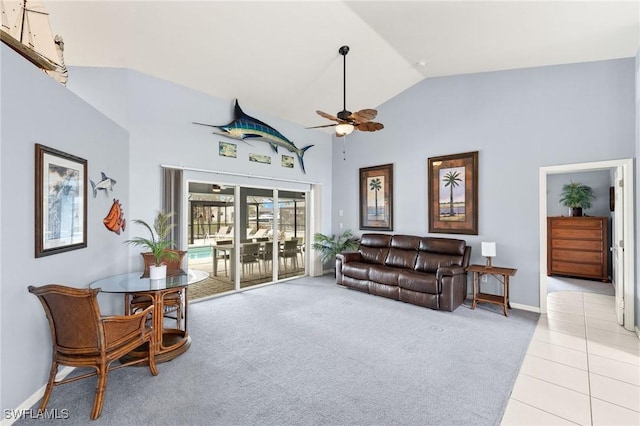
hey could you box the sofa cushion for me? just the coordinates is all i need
[341,276,370,293]
[385,248,417,269]
[368,265,400,286]
[342,262,370,281]
[369,282,400,300]
[360,234,392,247]
[398,270,439,294]
[360,246,390,265]
[419,237,466,255]
[390,235,421,250]
[415,252,464,273]
[359,234,391,264]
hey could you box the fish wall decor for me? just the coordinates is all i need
[194,100,314,173]
[90,172,116,197]
[103,199,126,235]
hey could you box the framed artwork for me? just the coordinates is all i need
[281,155,294,168]
[428,151,478,235]
[359,163,393,230]
[249,153,271,164]
[218,141,237,158]
[35,144,87,257]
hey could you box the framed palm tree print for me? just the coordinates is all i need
[428,151,478,235]
[359,163,393,230]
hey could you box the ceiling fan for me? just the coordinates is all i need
[307,45,384,137]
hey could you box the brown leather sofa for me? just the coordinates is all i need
[336,234,471,312]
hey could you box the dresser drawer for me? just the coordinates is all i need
[551,261,603,278]
[551,239,603,251]
[550,218,604,229]
[551,228,603,240]
[552,249,603,264]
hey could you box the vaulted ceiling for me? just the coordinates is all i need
[45,1,639,129]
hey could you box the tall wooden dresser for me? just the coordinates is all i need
[547,216,610,282]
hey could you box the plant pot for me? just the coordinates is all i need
[570,207,583,217]
[149,264,167,280]
[141,250,186,278]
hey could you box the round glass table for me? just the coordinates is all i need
[89,269,208,363]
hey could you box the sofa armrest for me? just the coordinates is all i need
[337,252,362,263]
[336,252,361,284]
[437,266,467,311]
[436,265,465,280]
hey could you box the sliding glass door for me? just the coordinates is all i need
[239,187,274,289]
[186,181,307,301]
[277,191,306,280]
[186,182,235,297]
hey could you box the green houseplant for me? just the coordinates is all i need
[312,229,360,268]
[559,181,595,217]
[126,211,180,278]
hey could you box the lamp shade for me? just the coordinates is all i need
[335,123,354,136]
[481,242,496,257]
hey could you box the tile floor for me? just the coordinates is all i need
[501,291,640,425]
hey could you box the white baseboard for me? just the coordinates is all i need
[1,367,74,426]
[510,302,540,313]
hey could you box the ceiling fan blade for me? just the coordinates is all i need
[316,110,340,122]
[305,123,338,129]
[356,121,384,132]
[349,109,378,123]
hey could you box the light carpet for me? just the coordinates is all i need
[16,275,539,425]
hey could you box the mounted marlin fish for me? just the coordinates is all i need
[193,100,314,174]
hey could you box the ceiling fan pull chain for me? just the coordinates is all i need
[343,135,347,160]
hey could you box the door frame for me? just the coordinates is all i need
[538,158,635,331]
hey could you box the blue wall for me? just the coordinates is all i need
[332,58,636,309]
[1,45,131,414]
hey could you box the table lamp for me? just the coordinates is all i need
[481,242,496,267]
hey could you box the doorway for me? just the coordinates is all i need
[538,159,635,331]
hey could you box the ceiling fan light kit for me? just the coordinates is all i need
[306,45,384,136]
[335,123,354,136]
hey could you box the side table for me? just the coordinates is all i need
[466,264,517,316]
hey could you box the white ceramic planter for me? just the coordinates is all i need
[149,264,167,280]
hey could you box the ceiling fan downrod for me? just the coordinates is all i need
[337,45,351,121]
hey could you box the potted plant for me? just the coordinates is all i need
[312,229,360,272]
[559,181,595,217]
[126,211,180,279]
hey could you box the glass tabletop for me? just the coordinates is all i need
[89,269,209,293]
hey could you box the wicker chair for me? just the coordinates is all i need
[28,284,158,420]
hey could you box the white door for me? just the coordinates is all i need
[612,167,624,325]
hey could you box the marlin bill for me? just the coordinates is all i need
[194,100,314,174]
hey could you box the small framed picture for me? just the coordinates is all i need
[282,155,294,168]
[249,153,271,164]
[219,141,237,158]
[35,144,88,257]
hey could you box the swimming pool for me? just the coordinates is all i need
[188,246,213,260]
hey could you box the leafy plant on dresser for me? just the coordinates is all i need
[559,181,595,217]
